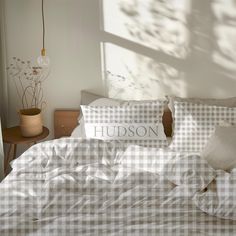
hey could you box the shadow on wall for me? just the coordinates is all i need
[100,0,236,100]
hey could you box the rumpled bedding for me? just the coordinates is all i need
[194,169,236,220]
[0,138,235,235]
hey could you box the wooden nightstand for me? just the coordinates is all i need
[54,110,80,138]
[3,126,49,175]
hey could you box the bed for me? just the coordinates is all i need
[0,92,236,235]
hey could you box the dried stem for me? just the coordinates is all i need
[7,57,49,110]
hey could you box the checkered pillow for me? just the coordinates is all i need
[170,101,236,152]
[81,100,168,148]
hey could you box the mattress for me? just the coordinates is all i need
[0,138,235,235]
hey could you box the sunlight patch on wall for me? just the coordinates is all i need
[102,43,186,100]
[212,0,236,73]
[102,0,191,59]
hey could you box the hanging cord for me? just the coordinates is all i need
[41,0,45,53]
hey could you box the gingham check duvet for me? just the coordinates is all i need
[0,138,235,235]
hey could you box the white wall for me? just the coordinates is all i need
[4,0,104,140]
[101,0,236,100]
[0,119,4,181]
[3,0,236,143]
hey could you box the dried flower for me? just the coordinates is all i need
[7,57,50,109]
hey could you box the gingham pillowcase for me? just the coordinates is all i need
[81,100,168,148]
[170,101,236,152]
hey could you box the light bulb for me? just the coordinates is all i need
[37,48,50,67]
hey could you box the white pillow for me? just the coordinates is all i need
[201,126,236,171]
[170,101,236,152]
[71,124,86,138]
[89,97,123,106]
[81,100,168,147]
[71,98,124,138]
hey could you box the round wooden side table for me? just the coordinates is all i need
[3,126,49,175]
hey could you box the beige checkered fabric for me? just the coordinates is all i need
[0,138,235,235]
[81,100,168,148]
[170,101,236,152]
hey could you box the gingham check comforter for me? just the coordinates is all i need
[0,138,235,235]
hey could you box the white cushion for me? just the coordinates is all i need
[201,126,236,171]
[72,97,124,138]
